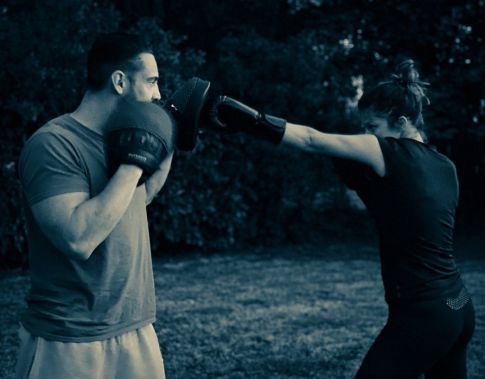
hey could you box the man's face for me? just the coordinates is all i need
[124,53,161,102]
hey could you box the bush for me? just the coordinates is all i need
[2,0,482,267]
[0,113,27,268]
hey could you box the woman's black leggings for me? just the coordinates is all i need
[355,288,475,379]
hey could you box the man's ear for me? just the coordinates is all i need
[111,70,128,95]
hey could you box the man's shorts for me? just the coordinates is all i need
[14,323,166,379]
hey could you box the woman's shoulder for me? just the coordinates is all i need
[383,137,457,173]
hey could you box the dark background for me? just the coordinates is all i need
[1,0,484,267]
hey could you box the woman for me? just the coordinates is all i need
[210,60,475,379]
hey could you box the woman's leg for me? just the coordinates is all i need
[425,300,475,379]
[355,295,474,379]
[354,316,427,379]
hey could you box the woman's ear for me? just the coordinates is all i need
[111,70,127,95]
[396,116,408,130]
[397,116,418,138]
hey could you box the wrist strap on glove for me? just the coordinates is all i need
[210,95,286,144]
[256,113,286,144]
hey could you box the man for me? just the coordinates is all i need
[16,33,174,379]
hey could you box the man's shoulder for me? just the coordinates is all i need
[22,114,85,155]
[20,115,82,165]
[29,114,77,141]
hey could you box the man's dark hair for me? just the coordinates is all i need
[86,32,153,91]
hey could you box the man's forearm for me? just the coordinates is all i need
[68,164,142,258]
[144,153,173,205]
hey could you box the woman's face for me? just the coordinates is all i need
[360,111,401,138]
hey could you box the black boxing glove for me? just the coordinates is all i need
[209,95,286,144]
[105,100,175,185]
[165,77,211,151]
[106,128,167,184]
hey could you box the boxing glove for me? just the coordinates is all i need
[106,128,167,184]
[165,77,211,151]
[209,95,286,144]
[105,100,174,185]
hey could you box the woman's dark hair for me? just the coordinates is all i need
[86,32,153,92]
[358,59,430,128]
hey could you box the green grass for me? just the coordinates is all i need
[1,242,484,379]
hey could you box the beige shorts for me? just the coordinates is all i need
[14,323,166,379]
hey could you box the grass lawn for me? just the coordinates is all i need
[1,241,484,379]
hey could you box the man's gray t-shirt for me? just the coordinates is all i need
[19,114,156,342]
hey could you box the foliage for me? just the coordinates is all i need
[0,121,27,268]
[0,0,120,123]
[1,0,484,266]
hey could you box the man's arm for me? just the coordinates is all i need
[144,152,174,205]
[31,164,143,261]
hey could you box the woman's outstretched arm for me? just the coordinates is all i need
[209,95,385,176]
[282,123,385,176]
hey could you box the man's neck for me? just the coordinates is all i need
[70,90,118,135]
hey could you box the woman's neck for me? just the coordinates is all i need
[401,127,424,142]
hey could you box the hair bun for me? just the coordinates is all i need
[393,59,419,86]
[391,59,430,104]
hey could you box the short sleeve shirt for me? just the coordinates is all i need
[19,115,156,342]
[334,137,462,303]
